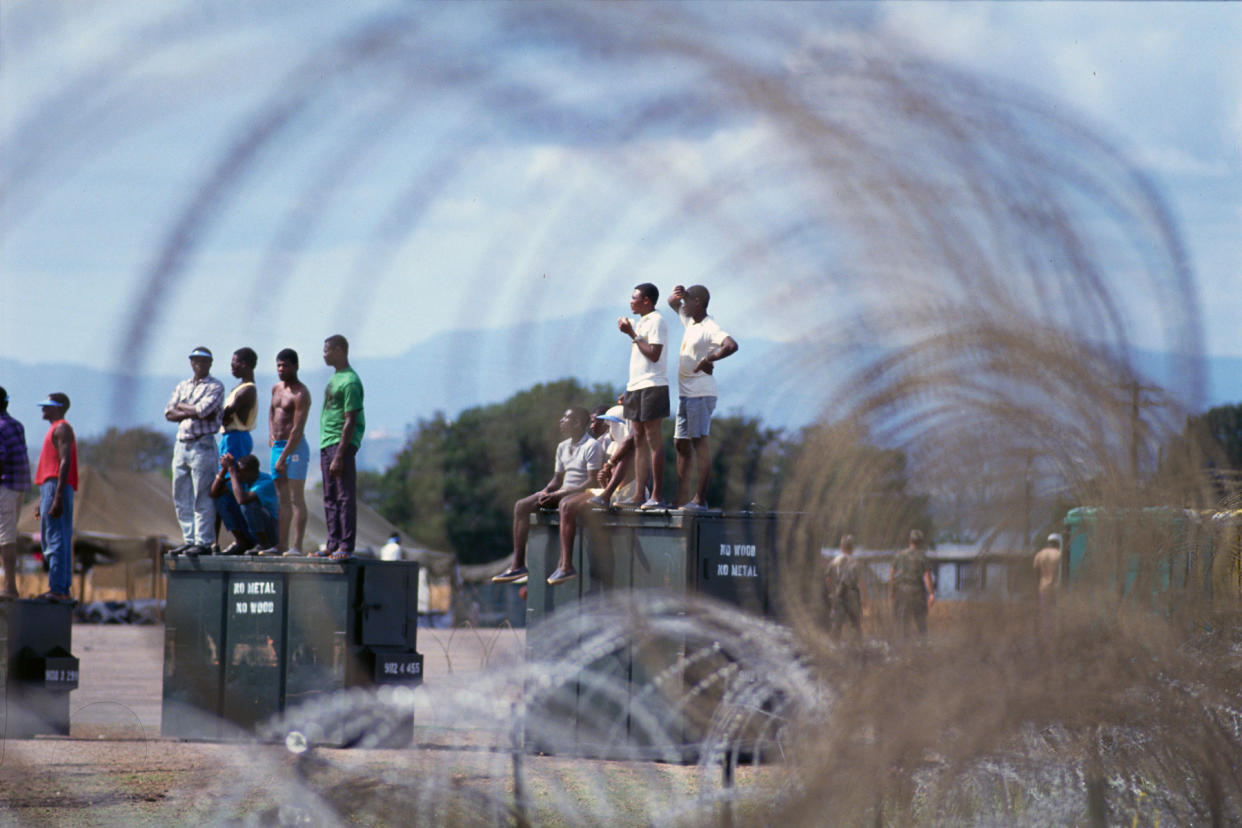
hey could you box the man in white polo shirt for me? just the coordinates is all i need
[493,407,603,587]
[668,284,738,510]
[616,282,669,509]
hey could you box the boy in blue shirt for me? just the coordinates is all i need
[209,453,279,555]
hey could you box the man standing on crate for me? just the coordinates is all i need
[213,347,259,552]
[667,283,738,511]
[0,388,30,599]
[270,348,312,556]
[320,335,364,561]
[616,282,670,509]
[165,346,225,557]
[33,393,77,602]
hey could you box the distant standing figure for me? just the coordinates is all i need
[270,348,311,556]
[380,532,403,562]
[826,534,867,637]
[321,335,365,561]
[667,284,738,510]
[33,393,77,602]
[890,529,934,636]
[165,346,225,556]
[1033,533,1062,610]
[617,283,669,509]
[0,388,31,599]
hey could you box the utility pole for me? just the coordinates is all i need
[1116,379,1162,480]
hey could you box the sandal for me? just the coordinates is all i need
[328,550,352,561]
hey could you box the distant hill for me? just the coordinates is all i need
[3,311,1239,471]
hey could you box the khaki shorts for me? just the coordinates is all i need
[0,486,23,544]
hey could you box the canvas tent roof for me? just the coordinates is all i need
[18,465,183,562]
[17,464,452,572]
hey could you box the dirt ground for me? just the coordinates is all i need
[1,622,744,826]
[0,623,573,825]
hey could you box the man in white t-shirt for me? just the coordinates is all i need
[616,283,669,509]
[493,407,604,587]
[668,284,738,510]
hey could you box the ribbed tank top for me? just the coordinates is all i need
[35,420,78,490]
[222,381,258,432]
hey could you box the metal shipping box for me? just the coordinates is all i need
[1,600,78,739]
[162,556,422,745]
[523,509,799,759]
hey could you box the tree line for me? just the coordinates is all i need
[357,378,934,565]
[70,392,1242,563]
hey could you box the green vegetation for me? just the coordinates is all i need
[1157,402,1242,508]
[77,426,173,474]
[360,379,932,564]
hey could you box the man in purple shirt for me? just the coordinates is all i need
[0,387,30,598]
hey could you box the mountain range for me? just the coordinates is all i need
[3,309,1239,472]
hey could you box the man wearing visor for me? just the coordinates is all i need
[164,346,225,556]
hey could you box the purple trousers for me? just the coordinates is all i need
[320,443,357,552]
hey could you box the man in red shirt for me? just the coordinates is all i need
[33,393,77,602]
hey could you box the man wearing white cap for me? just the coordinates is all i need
[33,393,77,601]
[164,346,225,556]
[1033,534,1062,605]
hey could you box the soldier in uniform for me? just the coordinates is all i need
[889,529,934,636]
[826,534,866,638]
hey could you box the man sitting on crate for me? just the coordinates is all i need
[209,453,279,555]
[493,407,604,588]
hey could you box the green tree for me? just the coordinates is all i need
[364,380,934,563]
[369,379,619,564]
[1156,402,1242,508]
[77,426,173,473]
[776,423,933,549]
[1187,404,1242,471]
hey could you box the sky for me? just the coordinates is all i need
[1,0,1239,389]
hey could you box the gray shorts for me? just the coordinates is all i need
[674,396,716,440]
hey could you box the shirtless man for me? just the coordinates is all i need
[1033,534,1062,611]
[270,348,312,556]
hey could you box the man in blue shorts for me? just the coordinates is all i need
[269,348,311,555]
[213,347,259,548]
[667,284,738,510]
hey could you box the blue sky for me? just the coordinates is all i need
[1,1,1239,389]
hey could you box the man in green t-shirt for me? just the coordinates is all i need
[320,334,365,560]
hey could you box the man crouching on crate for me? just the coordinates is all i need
[493,407,604,588]
[209,453,279,556]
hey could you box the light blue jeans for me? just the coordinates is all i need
[172,435,218,545]
[40,479,74,595]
